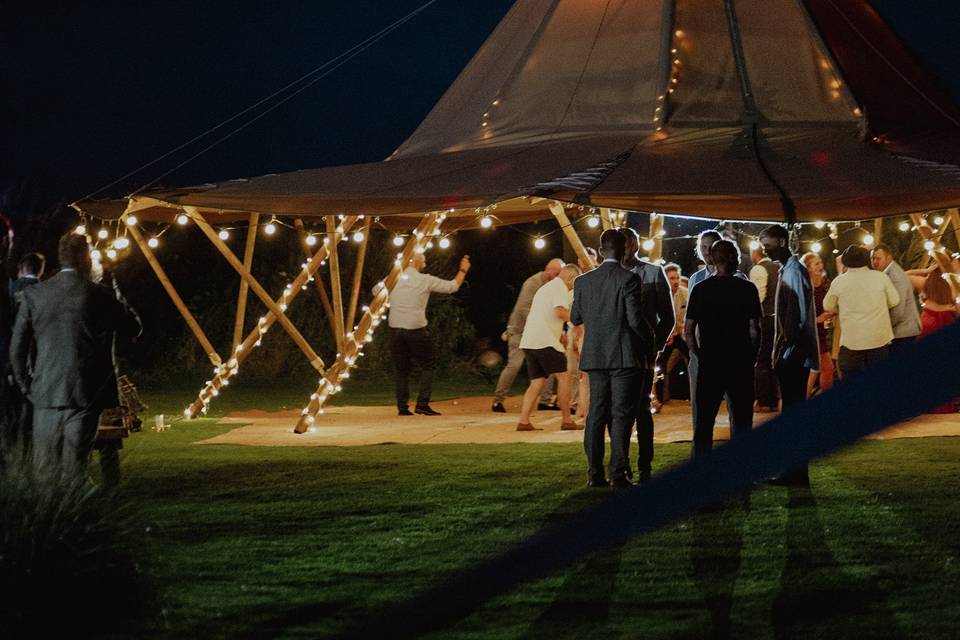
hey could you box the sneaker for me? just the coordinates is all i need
[415,404,441,416]
[491,402,506,413]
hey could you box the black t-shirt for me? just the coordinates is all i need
[686,275,762,365]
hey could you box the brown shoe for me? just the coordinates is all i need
[516,423,542,431]
[561,421,584,431]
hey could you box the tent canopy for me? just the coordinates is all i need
[84,0,960,225]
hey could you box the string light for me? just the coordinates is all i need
[352,230,365,243]
[814,221,826,229]
[587,216,600,228]
[90,249,102,261]
[863,233,874,246]
[264,220,277,235]
[924,240,936,251]
[934,216,945,226]
[106,249,117,260]
[480,216,493,229]
[811,241,823,253]
[148,237,159,248]
[899,221,911,232]
[177,214,189,225]
[438,237,451,249]
[125,215,138,226]
[749,240,761,251]
[74,224,87,235]
[641,239,655,252]
[218,229,230,241]
[533,237,546,250]
[305,234,317,247]
[392,235,405,247]
[97,228,109,239]
[113,237,130,250]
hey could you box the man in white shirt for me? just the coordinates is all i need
[388,252,470,416]
[871,244,921,352]
[517,264,581,431]
[824,245,899,378]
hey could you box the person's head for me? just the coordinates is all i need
[923,269,955,306]
[578,247,598,271]
[840,245,871,269]
[696,230,722,265]
[663,263,682,293]
[758,224,790,262]
[559,263,582,290]
[599,228,626,261]
[800,251,824,277]
[709,240,741,276]
[17,252,45,278]
[411,253,427,271]
[543,258,564,280]
[618,226,640,259]
[871,244,895,271]
[57,233,92,277]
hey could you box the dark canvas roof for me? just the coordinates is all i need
[84,0,960,224]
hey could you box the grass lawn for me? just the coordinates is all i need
[110,382,960,638]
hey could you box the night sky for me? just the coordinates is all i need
[4,0,959,206]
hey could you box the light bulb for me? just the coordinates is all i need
[90,249,102,261]
[899,221,911,232]
[75,224,86,235]
[218,229,230,241]
[97,228,109,239]
[125,215,138,226]
[113,237,130,250]
[924,240,935,251]
[934,216,945,226]
[305,235,317,247]
[264,222,277,235]
[587,216,600,228]
[863,233,874,245]
[352,230,365,243]
[438,237,451,249]
[811,241,822,253]
[106,249,117,260]
[814,220,825,229]
[480,216,493,229]
[392,235,405,247]
[749,240,760,251]
[642,239,655,252]
[147,237,159,248]
[534,237,546,250]
[177,214,189,225]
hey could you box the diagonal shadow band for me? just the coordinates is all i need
[330,321,960,640]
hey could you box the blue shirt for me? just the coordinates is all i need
[774,256,820,370]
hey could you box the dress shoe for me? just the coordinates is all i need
[398,407,413,416]
[610,477,635,489]
[415,404,441,416]
[491,402,506,413]
[637,470,652,486]
[537,402,561,411]
[587,478,609,488]
[560,421,584,431]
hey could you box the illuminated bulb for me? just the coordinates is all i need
[305,234,317,247]
[814,220,826,229]
[75,224,87,235]
[438,237,451,249]
[749,240,760,251]
[863,233,874,246]
[352,230,365,243]
[534,237,546,250]
[426,241,434,250]
[264,222,277,235]
[177,214,189,225]
[184,408,192,417]
[934,216,945,226]
[97,228,109,239]
[393,235,405,247]
[147,237,159,248]
[113,237,130,250]
[811,241,823,253]
[90,249,102,261]
[125,215,138,226]
[641,239,655,252]
[480,216,493,229]
[587,216,600,228]
[218,229,230,241]
[106,249,117,260]
[899,221,911,232]
[924,240,936,251]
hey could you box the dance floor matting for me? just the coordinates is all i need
[194,396,960,447]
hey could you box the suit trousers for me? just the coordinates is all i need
[32,407,99,480]
[585,368,642,481]
[775,359,811,483]
[755,315,779,407]
[493,334,552,403]
[837,345,889,379]
[693,359,754,458]
[634,368,655,474]
[390,328,435,408]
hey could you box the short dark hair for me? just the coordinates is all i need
[58,233,91,270]
[18,252,45,276]
[709,239,741,272]
[872,243,893,256]
[841,245,871,269]
[599,228,626,259]
[759,224,789,242]
[618,226,639,241]
[696,230,722,261]
[663,263,681,275]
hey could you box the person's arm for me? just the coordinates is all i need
[654,266,675,351]
[569,283,583,326]
[823,280,839,313]
[9,294,33,395]
[883,274,900,309]
[554,306,570,322]
[749,264,768,303]
[682,285,700,357]
[748,317,761,359]
[625,275,652,352]
[427,255,471,294]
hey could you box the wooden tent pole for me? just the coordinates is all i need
[232,212,260,350]
[910,213,957,276]
[185,215,359,417]
[548,201,597,268]
[599,207,614,231]
[949,208,960,251]
[346,218,372,333]
[649,212,664,263]
[126,222,222,367]
[293,212,444,433]
[184,206,326,374]
[326,217,346,353]
[874,217,883,247]
[293,218,337,343]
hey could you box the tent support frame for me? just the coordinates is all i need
[232,212,260,350]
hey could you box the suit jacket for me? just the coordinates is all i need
[10,270,141,410]
[570,261,653,370]
[884,261,922,339]
[625,259,676,356]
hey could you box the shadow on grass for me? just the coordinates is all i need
[771,485,905,639]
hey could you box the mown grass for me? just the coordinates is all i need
[111,384,960,638]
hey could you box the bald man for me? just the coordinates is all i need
[388,252,470,416]
[492,258,564,412]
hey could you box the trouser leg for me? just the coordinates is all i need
[688,352,699,427]
[391,329,412,407]
[837,346,866,379]
[776,359,810,483]
[727,362,755,439]
[99,442,121,488]
[692,363,725,459]
[494,335,524,401]
[585,371,611,481]
[61,408,98,480]
[755,316,778,407]
[32,408,64,477]
[609,369,641,480]
[410,329,435,406]
[635,368,654,474]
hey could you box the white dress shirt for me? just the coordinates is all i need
[387,267,461,329]
[823,267,900,350]
[749,259,770,303]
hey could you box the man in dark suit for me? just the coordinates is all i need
[620,227,675,484]
[570,229,652,488]
[10,233,141,480]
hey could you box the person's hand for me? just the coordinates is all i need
[459,255,471,273]
[501,329,509,342]
[560,333,568,348]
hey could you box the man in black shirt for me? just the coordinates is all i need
[684,240,762,458]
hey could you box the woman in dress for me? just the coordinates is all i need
[919,269,958,413]
[801,252,834,397]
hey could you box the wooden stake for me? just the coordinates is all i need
[548,202,597,268]
[184,207,326,374]
[346,218,372,333]
[185,215,360,417]
[326,216,346,353]
[293,213,443,433]
[293,218,337,343]
[232,212,259,350]
[126,221,222,367]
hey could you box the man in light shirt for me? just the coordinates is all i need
[749,245,780,412]
[824,245,899,378]
[871,244,921,352]
[388,252,470,416]
[516,263,581,431]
